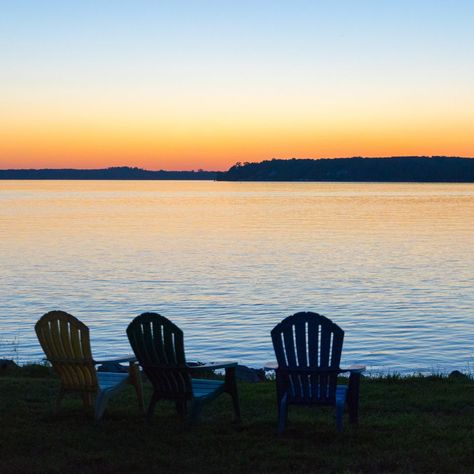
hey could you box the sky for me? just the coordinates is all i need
[1,1,473,171]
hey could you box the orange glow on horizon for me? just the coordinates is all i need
[2,116,473,171]
[2,91,474,170]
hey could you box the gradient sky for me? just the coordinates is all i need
[1,1,473,170]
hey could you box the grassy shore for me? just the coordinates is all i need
[1,368,473,473]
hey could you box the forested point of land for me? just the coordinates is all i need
[0,167,216,180]
[217,156,474,182]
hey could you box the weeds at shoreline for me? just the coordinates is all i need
[0,335,20,364]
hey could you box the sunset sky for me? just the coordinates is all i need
[1,1,473,171]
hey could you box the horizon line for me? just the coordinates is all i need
[2,155,474,173]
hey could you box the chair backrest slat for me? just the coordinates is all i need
[294,318,308,367]
[271,312,344,404]
[35,311,98,392]
[127,313,192,399]
[320,324,332,368]
[307,317,319,367]
[283,326,297,368]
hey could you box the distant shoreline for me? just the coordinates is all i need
[2,156,474,182]
[0,167,217,180]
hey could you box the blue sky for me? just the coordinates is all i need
[1,1,473,169]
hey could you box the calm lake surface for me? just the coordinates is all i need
[1,180,473,374]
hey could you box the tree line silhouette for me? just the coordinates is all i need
[217,156,474,182]
[0,167,216,180]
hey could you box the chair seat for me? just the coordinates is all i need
[97,371,129,391]
[192,378,225,399]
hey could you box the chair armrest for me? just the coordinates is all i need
[263,361,366,373]
[94,356,137,365]
[342,364,366,374]
[263,361,279,370]
[187,361,237,371]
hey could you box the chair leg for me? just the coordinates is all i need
[336,402,344,433]
[188,400,202,425]
[81,392,93,408]
[128,363,145,413]
[95,390,111,421]
[348,372,361,425]
[224,366,241,421]
[230,389,241,422]
[146,392,160,422]
[277,392,288,435]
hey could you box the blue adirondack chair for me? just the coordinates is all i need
[266,312,365,434]
[126,312,240,423]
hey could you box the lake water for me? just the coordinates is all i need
[1,180,473,374]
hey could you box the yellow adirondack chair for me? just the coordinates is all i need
[35,310,144,420]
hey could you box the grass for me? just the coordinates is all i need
[1,368,473,473]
